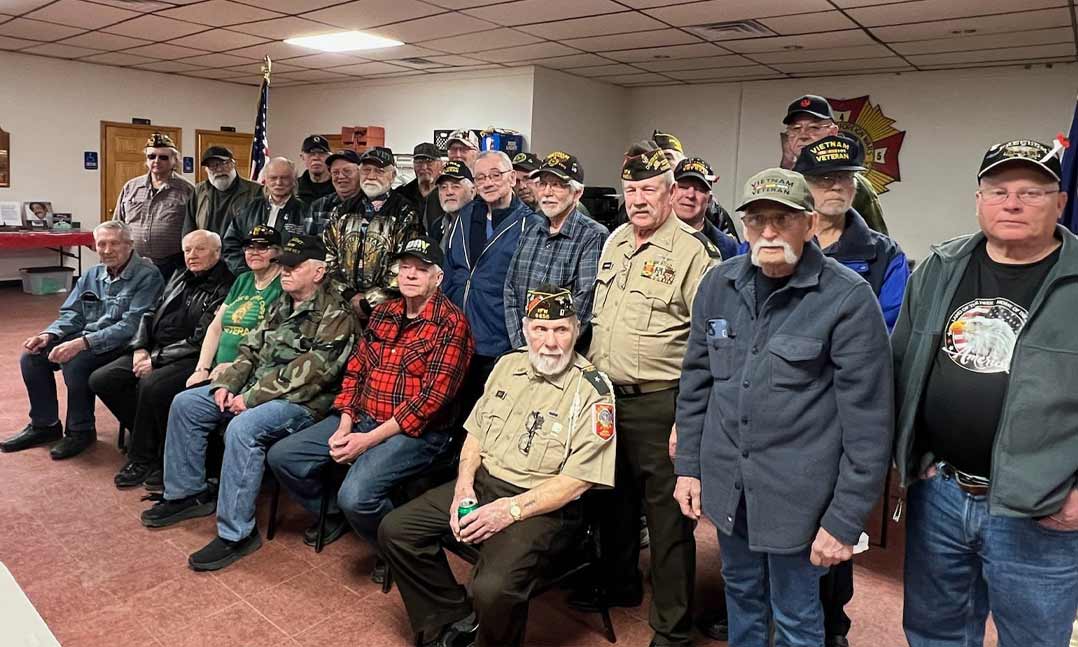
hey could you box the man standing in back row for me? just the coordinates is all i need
[183,146,261,240]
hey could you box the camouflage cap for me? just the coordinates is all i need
[525,284,575,320]
[652,130,684,153]
[736,168,815,212]
[146,132,175,149]
[622,149,671,182]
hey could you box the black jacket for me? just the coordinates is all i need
[296,170,335,204]
[223,195,308,274]
[183,176,262,238]
[400,178,446,241]
[131,260,234,367]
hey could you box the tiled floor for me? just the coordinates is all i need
[0,286,988,646]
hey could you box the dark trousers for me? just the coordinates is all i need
[596,388,695,644]
[20,339,123,435]
[88,353,197,464]
[378,467,581,647]
[152,253,184,281]
[820,560,853,638]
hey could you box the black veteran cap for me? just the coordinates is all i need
[511,152,541,173]
[243,224,281,247]
[525,285,575,320]
[652,130,684,153]
[274,235,326,267]
[359,146,395,168]
[794,135,866,175]
[146,132,175,149]
[201,146,234,165]
[736,168,815,212]
[302,135,331,154]
[531,151,584,184]
[978,139,1062,182]
[413,142,440,161]
[783,94,834,125]
[622,149,671,181]
[395,235,444,267]
[325,149,362,167]
[437,159,473,183]
[674,157,715,188]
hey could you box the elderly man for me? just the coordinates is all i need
[296,135,335,204]
[379,286,616,647]
[673,157,739,260]
[400,143,448,240]
[674,168,893,647]
[2,221,164,459]
[573,150,718,647]
[446,129,480,170]
[269,236,473,550]
[306,148,362,236]
[321,146,420,319]
[444,150,537,410]
[90,230,233,489]
[504,151,607,352]
[183,146,261,239]
[223,157,307,274]
[434,160,476,247]
[140,235,357,571]
[780,94,888,235]
[113,133,195,279]
[511,152,541,211]
[894,140,1078,646]
[653,130,686,167]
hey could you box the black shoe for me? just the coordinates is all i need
[0,422,62,453]
[370,556,387,584]
[140,491,216,528]
[439,612,478,647]
[188,530,262,572]
[697,608,729,641]
[143,467,163,493]
[827,637,851,647]
[49,430,96,460]
[567,582,644,612]
[114,461,154,489]
[302,513,348,547]
[647,638,692,647]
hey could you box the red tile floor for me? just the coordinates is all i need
[0,287,995,646]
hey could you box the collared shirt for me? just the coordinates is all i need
[503,208,609,348]
[333,291,474,437]
[113,173,195,261]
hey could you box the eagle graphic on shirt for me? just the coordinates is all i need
[942,298,1026,374]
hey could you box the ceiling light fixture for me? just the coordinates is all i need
[285,31,403,52]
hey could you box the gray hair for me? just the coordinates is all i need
[262,157,297,198]
[183,229,222,251]
[569,179,585,193]
[95,219,133,243]
[476,150,513,172]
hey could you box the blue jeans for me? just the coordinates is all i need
[163,385,313,541]
[717,500,827,647]
[904,469,1078,647]
[267,412,453,542]
[20,341,121,434]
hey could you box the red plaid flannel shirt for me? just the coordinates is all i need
[333,290,473,436]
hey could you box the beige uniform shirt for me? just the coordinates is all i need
[465,350,617,490]
[589,214,717,385]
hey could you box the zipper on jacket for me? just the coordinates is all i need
[461,217,520,312]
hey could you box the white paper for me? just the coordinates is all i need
[0,201,19,227]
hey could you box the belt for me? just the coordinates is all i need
[937,461,990,496]
[613,380,678,397]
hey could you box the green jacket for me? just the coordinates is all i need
[892,225,1078,518]
[853,174,888,235]
[183,176,262,238]
[212,281,358,417]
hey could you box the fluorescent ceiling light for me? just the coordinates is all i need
[285,31,403,52]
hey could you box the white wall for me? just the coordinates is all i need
[628,64,1078,260]
[0,51,254,279]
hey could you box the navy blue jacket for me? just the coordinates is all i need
[703,221,741,260]
[443,195,538,357]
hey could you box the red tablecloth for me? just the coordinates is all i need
[0,231,95,250]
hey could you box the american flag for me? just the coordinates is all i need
[250,56,271,182]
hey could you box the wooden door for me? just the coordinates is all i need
[100,121,182,221]
[195,130,254,182]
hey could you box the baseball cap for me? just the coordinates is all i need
[783,94,834,125]
[736,168,815,212]
[437,160,473,184]
[412,143,440,161]
[394,235,444,267]
[302,135,331,154]
[325,149,362,167]
[793,135,867,175]
[674,157,715,188]
[359,146,395,168]
[200,146,234,166]
[446,129,480,151]
[511,152,541,173]
[273,235,326,267]
[530,151,584,184]
[242,224,281,247]
[977,139,1062,182]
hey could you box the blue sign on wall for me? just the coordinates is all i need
[183,156,194,173]
[84,151,98,170]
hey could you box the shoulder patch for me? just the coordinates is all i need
[690,230,722,259]
[593,402,615,442]
[581,367,611,396]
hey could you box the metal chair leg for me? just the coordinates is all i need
[599,605,616,643]
[315,482,331,553]
[117,424,126,451]
[266,475,280,541]
[381,563,393,594]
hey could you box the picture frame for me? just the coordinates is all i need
[51,212,73,230]
[23,201,53,228]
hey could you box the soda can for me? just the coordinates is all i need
[457,497,479,520]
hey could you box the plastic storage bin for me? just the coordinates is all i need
[19,266,74,295]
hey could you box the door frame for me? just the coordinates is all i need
[99,120,183,221]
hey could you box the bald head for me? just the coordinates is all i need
[264,156,297,203]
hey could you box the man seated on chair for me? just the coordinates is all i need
[378,286,617,647]
[139,235,357,572]
[268,235,474,558]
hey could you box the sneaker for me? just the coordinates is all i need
[302,513,348,548]
[188,530,262,572]
[0,422,62,453]
[140,491,216,528]
[114,461,154,489]
[143,467,164,493]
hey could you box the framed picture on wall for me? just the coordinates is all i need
[23,201,53,228]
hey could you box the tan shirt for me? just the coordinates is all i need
[588,214,716,385]
[465,350,617,490]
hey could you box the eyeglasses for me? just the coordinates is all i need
[805,173,854,188]
[243,242,271,251]
[741,212,806,231]
[473,170,507,184]
[205,160,233,171]
[977,188,1060,206]
[146,154,171,161]
[330,168,357,179]
[784,123,832,137]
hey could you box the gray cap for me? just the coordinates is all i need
[736,168,815,212]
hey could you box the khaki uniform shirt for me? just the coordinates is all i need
[465,350,617,490]
[589,214,717,385]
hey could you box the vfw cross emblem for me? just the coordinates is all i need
[826,96,906,195]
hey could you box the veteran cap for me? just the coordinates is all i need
[146,132,175,149]
[736,168,815,212]
[273,235,326,267]
[531,151,584,184]
[446,129,480,151]
[622,149,671,181]
[783,94,835,125]
[412,142,440,161]
[652,130,684,153]
[302,135,331,154]
[359,146,395,168]
[325,149,362,167]
[200,146,234,165]
[794,135,867,175]
[525,285,575,320]
[243,224,281,247]
[511,152,541,173]
[674,157,715,189]
[437,159,473,183]
[978,139,1062,182]
[394,235,444,267]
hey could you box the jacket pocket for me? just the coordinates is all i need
[769,334,824,388]
[526,424,568,474]
[708,337,736,380]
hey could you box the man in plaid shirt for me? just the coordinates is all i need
[269,235,473,554]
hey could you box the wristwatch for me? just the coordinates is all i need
[508,500,523,522]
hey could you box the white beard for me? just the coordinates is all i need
[361,180,390,198]
[210,169,237,191]
[528,348,573,376]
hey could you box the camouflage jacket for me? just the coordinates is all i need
[212,282,358,417]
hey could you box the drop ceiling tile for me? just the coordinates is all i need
[423,0,520,8]
[0,35,37,49]
[617,0,705,7]
[517,11,666,40]
[829,0,901,6]
[167,28,268,51]
[0,1,53,13]
[329,61,413,74]
[0,14,9,21]
[103,15,207,40]
[596,71,673,84]
[235,0,341,12]
[773,56,910,73]
[228,16,330,40]
[25,0,138,29]
[370,13,496,43]
[413,53,488,65]
[282,68,352,80]
[562,29,701,52]
[665,65,779,80]
[417,28,541,54]
[870,8,1071,43]
[159,1,285,27]
[183,67,250,79]
[81,51,158,65]
[636,53,757,71]
[21,42,99,58]
[222,60,305,73]
[750,43,891,63]
[917,57,1074,71]
[722,29,875,53]
[848,0,1063,27]
[469,41,577,62]
[906,42,1076,66]
[230,40,316,60]
[605,42,728,62]
[124,42,212,59]
[0,18,84,41]
[305,0,444,30]
[463,0,625,26]
[176,51,253,66]
[430,63,505,71]
[360,45,443,60]
[892,27,1074,55]
[369,69,428,77]
[91,0,173,10]
[59,30,150,50]
[280,52,365,67]
[570,62,640,76]
[644,0,833,27]
[759,11,859,35]
[530,53,610,68]
[130,60,208,73]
